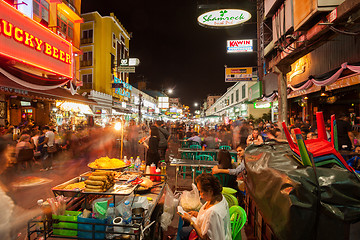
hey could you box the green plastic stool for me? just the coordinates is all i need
[229,206,247,240]
[220,145,231,150]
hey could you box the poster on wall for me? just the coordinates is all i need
[0,101,7,119]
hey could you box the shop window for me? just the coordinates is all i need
[33,0,49,25]
[82,29,93,44]
[82,51,92,66]
[21,108,33,121]
[112,33,116,48]
[111,54,115,72]
[242,85,246,99]
[82,74,92,89]
[57,12,74,41]
[236,89,239,102]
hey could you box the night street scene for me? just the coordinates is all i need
[1,0,360,239]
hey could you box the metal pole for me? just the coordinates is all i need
[120,118,124,159]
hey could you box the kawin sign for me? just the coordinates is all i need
[0,1,73,78]
[197,9,251,28]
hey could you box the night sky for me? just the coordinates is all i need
[82,0,257,108]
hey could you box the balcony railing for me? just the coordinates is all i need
[80,60,92,67]
[81,38,93,44]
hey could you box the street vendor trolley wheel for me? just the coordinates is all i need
[149,204,163,240]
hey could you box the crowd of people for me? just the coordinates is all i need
[0,113,359,239]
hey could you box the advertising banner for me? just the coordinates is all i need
[227,40,253,53]
[225,67,253,82]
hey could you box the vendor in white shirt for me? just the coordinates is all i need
[178,173,232,240]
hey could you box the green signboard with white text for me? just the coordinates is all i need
[248,82,262,102]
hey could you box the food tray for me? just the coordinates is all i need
[82,182,138,196]
[116,171,142,181]
[52,176,85,197]
[53,176,138,197]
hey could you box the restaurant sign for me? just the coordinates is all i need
[0,1,73,78]
[197,9,251,28]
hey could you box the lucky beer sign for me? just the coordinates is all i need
[0,1,73,79]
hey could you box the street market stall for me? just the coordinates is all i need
[27,158,166,240]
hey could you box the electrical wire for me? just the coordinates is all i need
[329,26,360,36]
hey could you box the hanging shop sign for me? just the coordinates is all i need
[227,40,253,53]
[225,67,253,82]
[118,66,136,73]
[120,58,140,66]
[197,9,251,28]
[113,76,132,98]
[0,1,73,78]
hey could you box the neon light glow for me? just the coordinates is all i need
[0,1,73,78]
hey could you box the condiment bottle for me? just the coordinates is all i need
[145,165,151,174]
[155,168,161,181]
[150,163,156,181]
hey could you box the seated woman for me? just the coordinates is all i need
[212,144,246,177]
[178,173,232,240]
[15,134,34,170]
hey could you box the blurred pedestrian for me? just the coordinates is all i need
[142,125,160,166]
[0,137,44,239]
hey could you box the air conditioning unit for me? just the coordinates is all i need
[293,0,344,30]
[272,0,293,43]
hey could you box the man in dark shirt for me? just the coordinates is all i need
[337,114,354,150]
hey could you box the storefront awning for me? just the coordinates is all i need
[112,106,132,114]
[0,73,97,105]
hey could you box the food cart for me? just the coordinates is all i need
[27,163,167,240]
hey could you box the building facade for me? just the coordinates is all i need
[80,11,131,118]
[0,0,94,127]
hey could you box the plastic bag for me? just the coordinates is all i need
[180,183,201,212]
[161,184,179,231]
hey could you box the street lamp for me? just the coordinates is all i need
[167,89,173,94]
[194,102,198,107]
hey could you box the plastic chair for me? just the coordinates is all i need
[214,173,237,188]
[190,145,201,150]
[222,187,239,208]
[181,140,190,149]
[196,154,213,161]
[223,192,239,208]
[195,154,214,175]
[220,145,231,150]
[229,206,247,240]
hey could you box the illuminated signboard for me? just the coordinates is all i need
[227,40,253,53]
[225,67,253,82]
[254,102,271,109]
[198,9,251,28]
[0,1,73,78]
[114,76,132,98]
